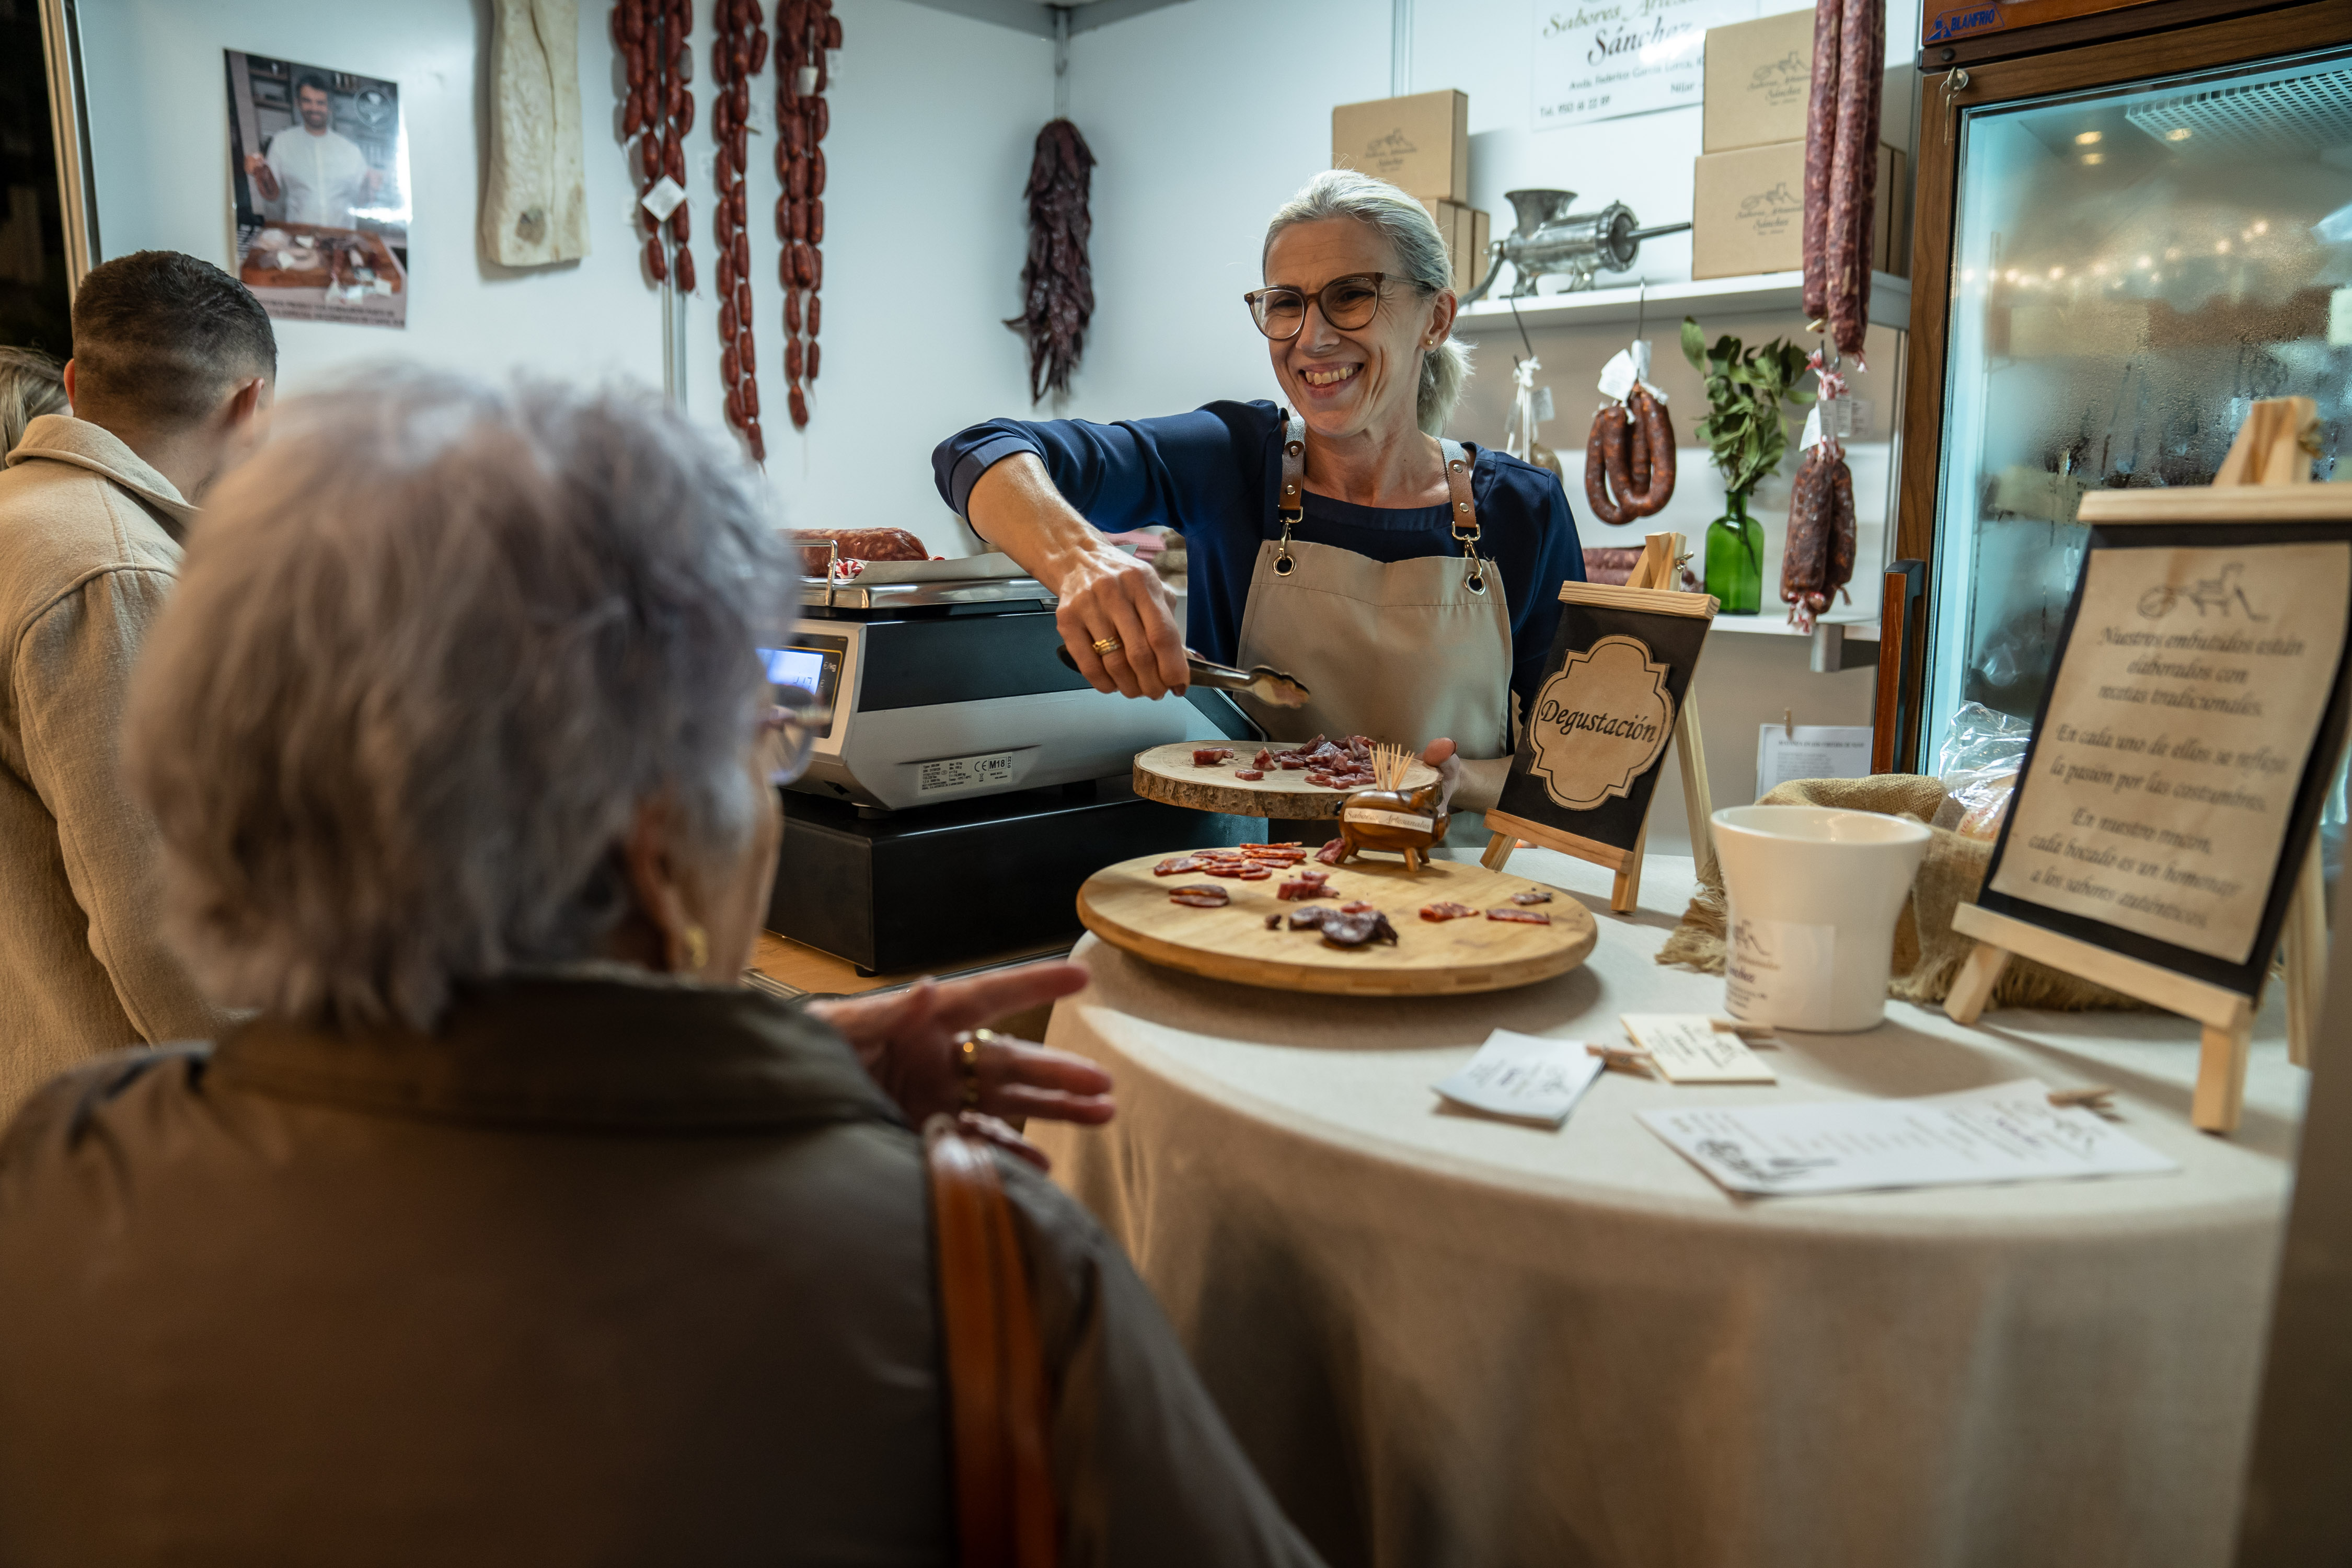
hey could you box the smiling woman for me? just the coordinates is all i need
[931,170,1587,826]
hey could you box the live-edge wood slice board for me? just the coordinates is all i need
[1133,741,1442,820]
[1076,850,1597,996]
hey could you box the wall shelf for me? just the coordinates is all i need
[1454,271,1912,335]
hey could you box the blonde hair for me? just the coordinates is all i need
[1263,169,1472,437]
[0,346,67,455]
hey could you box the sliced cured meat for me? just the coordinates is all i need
[1169,885,1230,907]
[790,526,927,575]
[1278,756,1310,770]
[1193,747,1236,766]
[1277,878,1331,901]
[1339,901,1376,914]
[1320,910,1400,948]
[1238,867,1272,880]
[1420,901,1477,921]
[1204,864,1248,878]
[1152,855,1201,876]
[1254,748,1275,769]
[1512,890,1554,905]
[1485,907,1551,924]
[1316,839,1347,866]
[1286,907,1333,930]
[1264,914,1283,930]
[1233,769,1265,781]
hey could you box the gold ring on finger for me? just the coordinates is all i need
[1092,636,1123,654]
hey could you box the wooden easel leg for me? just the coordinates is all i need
[1943,941,2012,1024]
[2284,840,2325,1070]
[1481,830,1515,872]
[2193,1019,2253,1135]
[1674,703,1716,887]
[1611,824,1649,915]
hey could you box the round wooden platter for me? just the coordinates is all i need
[1075,850,1597,997]
[1133,741,1442,820]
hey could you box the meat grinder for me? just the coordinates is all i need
[1462,189,1692,299]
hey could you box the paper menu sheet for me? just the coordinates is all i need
[1432,1030,1606,1128]
[1755,724,1873,798]
[1639,1079,2177,1195]
[1621,1014,1776,1083]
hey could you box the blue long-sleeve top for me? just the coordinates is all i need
[931,399,1586,741]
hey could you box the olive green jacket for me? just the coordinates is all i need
[0,414,228,1120]
[0,976,1322,1567]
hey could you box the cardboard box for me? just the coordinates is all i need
[1703,9,1816,154]
[1415,198,1493,294]
[1333,90,1469,203]
[1704,9,1921,155]
[1691,139,1907,281]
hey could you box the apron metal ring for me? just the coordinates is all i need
[1275,552,1296,577]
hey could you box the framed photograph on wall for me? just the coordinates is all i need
[225,51,410,328]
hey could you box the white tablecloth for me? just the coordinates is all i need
[1038,849,2305,1568]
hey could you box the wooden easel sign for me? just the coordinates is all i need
[1482,532,1718,912]
[1947,485,2352,1133]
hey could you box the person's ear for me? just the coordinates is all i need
[224,376,270,431]
[1425,287,1458,347]
[620,795,706,973]
[61,359,77,406]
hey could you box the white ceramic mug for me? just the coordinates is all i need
[1711,805,1932,1033]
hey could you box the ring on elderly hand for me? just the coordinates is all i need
[1091,636,1123,654]
[958,1029,1003,1110]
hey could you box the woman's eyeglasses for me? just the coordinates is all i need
[1243,272,1390,340]
[759,685,831,786]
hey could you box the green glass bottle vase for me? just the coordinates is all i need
[1704,490,1764,615]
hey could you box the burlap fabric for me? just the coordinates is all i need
[1657,774,2145,1010]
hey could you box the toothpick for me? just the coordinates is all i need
[1586,1042,1654,1075]
[2047,1085,2117,1112]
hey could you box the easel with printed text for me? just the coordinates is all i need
[1479,531,1719,914]
[1944,399,2336,1135]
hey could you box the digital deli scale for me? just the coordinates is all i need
[763,557,1258,976]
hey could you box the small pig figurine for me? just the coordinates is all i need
[1332,779,1449,872]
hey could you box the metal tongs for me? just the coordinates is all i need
[1053,645,1311,708]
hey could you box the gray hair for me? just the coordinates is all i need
[0,345,67,455]
[123,368,792,1031]
[1263,169,1473,437]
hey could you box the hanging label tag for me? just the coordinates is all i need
[1798,403,1825,453]
[1597,348,1638,401]
[1531,386,1555,423]
[1821,396,1873,438]
[639,176,687,222]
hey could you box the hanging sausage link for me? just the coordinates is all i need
[712,0,768,462]
[775,0,839,430]
[617,0,695,291]
[1802,0,1884,358]
[1581,385,1677,526]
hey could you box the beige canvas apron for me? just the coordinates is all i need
[1231,414,1515,770]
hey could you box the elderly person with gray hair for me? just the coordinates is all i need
[934,168,1585,829]
[0,372,1324,1567]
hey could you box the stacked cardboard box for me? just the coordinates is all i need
[1691,9,1912,281]
[1331,90,1491,295]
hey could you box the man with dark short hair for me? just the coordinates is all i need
[244,73,381,230]
[0,249,275,1118]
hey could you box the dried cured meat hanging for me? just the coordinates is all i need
[712,0,769,460]
[775,0,839,431]
[616,0,695,292]
[1006,119,1096,404]
[1800,0,1884,359]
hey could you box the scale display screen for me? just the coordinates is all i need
[759,636,845,740]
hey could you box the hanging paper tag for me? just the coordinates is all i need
[639,176,687,222]
[1798,402,1825,453]
[1532,386,1555,423]
[1820,396,1874,438]
[1597,348,1638,401]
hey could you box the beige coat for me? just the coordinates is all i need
[0,414,227,1120]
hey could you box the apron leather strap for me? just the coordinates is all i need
[1278,414,1487,592]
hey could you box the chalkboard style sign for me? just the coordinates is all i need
[1945,480,2352,1134]
[1483,566,1719,913]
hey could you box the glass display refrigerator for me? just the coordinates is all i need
[1898,0,2352,770]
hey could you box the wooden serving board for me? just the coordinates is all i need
[1076,850,1597,996]
[1133,740,1442,820]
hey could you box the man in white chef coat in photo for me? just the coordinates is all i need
[244,74,380,230]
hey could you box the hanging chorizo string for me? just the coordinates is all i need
[775,0,839,431]
[1006,120,1096,404]
[712,1,768,460]
[617,0,695,292]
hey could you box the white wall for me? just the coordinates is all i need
[74,0,1049,548]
